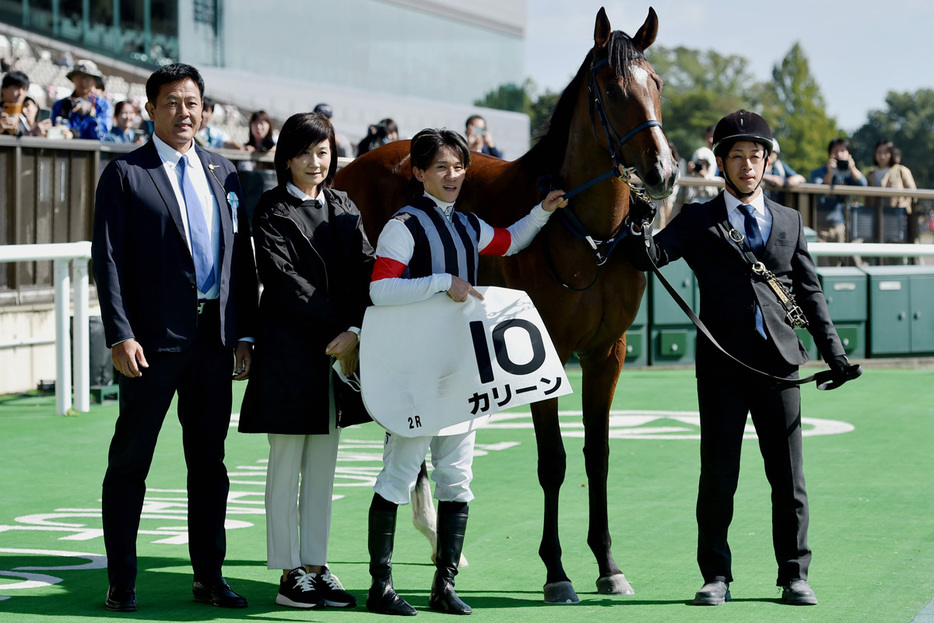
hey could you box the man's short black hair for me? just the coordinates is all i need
[145,63,205,104]
[411,128,471,171]
[465,114,485,130]
[202,97,216,112]
[827,138,850,154]
[1,70,30,91]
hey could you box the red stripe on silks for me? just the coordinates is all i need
[480,228,511,256]
[371,256,407,282]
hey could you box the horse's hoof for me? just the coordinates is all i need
[543,581,580,604]
[596,573,634,595]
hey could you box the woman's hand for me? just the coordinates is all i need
[326,331,360,376]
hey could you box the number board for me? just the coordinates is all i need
[360,287,571,437]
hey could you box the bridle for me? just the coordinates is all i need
[544,54,665,291]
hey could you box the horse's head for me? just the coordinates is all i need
[588,7,676,200]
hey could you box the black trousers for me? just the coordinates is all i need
[102,304,234,588]
[695,345,810,586]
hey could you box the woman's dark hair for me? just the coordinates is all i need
[274,112,337,188]
[357,117,399,156]
[410,128,471,171]
[891,146,902,165]
[248,110,276,152]
[145,63,204,103]
[113,100,134,116]
[873,139,894,166]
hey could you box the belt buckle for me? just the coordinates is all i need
[197,300,206,315]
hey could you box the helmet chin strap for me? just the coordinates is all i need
[723,172,759,200]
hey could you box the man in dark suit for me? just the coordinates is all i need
[92,63,258,612]
[625,110,859,607]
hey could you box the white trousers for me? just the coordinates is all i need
[373,430,476,505]
[265,400,340,570]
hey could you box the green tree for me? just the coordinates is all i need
[851,89,934,189]
[764,43,838,176]
[646,46,759,158]
[474,80,533,115]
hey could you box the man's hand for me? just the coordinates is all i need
[112,339,148,378]
[447,276,483,303]
[542,189,569,212]
[326,331,360,376]
[233,341,252,380]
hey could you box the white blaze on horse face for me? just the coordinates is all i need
[629,64,675,178]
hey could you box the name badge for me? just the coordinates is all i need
[227,192,240,233]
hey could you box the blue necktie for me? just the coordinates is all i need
[177,154,215,292]
[740,204,764,255]
[739,204,767,339]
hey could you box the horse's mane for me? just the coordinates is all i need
[525,30,645,174]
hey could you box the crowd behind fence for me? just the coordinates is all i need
[2,136,932,300]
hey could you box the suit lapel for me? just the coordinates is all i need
[140,141,188,246]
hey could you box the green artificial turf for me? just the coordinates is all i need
[1,366,932,622]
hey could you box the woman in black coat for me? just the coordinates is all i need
[239,112,374,610]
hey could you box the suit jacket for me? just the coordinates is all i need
[92,140,258,351]
[627,193,845,372]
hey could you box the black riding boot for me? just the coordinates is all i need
[366,504,417,616]
[429,505,471,615]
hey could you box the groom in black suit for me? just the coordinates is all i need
[92,63,257,612]
[625,110,859,607]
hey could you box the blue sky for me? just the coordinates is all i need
[524,0,934,131]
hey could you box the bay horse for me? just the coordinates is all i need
[334,7,676,604]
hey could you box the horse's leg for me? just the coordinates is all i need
[531,397,579,604]
[579,340,634,595]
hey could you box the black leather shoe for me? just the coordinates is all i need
[105,586,138,612]
[693,581,731,605]
[781,579,817,605]
[192,580,248,608]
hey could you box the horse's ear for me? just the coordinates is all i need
[632,7,658,52]
[594,7,611,50]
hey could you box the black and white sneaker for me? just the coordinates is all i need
[311,567,358,608]
[276,567,324,609]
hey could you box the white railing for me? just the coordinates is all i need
[0,242,92,415]
[809,242,934,259]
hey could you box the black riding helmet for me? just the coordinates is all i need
[712,109,774,158]
[712,110,774,199]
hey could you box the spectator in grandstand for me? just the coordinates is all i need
[671,147,719,221]
[356,118,398,157]
[465,114,502,158]
[91,62,257,613]
[867,139,916,211]
[244,109,276,154]
[762,138,805,205]
[239,110,276,171]
[239,111,373,610]
[19,95,54,137]
[1,70,31,136]
[51,59,113,140]
[313,103,353,158]
[687,124,716,176]
[102,100,144,144]
[867,140,916,245]
[809,138,866,242]
[197,97,243,150]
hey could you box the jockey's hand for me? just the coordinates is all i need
[447,276,483,303]
[542,190,569,212]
